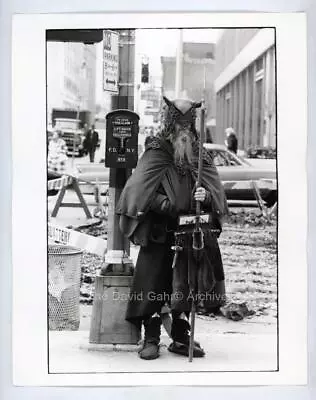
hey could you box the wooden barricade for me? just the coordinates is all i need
[48,175,92,219]
[251,180,277,222]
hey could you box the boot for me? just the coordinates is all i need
[168,315,205,358]
[138,315,161,360]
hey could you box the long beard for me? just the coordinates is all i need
[172,133,193,166]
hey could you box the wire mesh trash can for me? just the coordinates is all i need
[48,244,83,331]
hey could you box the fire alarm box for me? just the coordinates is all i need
[105,109,139,168]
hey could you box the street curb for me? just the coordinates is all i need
[79,342,141,352]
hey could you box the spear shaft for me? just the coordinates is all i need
[189,100,206,362]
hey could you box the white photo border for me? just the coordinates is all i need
[12,12,307,386]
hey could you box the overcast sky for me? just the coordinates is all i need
[96,28,223,103]
[135,28,223,57]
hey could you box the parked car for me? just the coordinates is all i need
[204,143,277,207]
[246,145,276,159]
[75,143,277,207]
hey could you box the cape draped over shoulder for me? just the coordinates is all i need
[116,138,228,243]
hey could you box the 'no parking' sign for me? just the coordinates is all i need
[103,30,119,93]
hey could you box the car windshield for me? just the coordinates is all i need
[210,150,243,167]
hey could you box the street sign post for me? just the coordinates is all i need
[90,31,141,345]
[103,30,119,93]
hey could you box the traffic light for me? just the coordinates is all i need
[141,62,149,83]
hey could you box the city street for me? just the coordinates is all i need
[46,27,278,376]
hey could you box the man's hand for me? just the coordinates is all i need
[194,187,207,202]
[150,193,177,217]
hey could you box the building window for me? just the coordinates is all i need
[225,89,231,128]
[234,77,239,134]
[241,71,246,148]
[255,69,264,81]
[255,55,264,81]
[255,56,263,71]
[255,78,263,145]
[248,65,254,146]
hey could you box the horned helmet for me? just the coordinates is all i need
[160,96,201,140]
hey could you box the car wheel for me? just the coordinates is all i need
[264,191,277,208]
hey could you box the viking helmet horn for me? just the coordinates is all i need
[163,96,173,107]
[193,101,202,108]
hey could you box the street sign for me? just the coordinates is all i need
[103,30,119,93]
[105,110,139,168]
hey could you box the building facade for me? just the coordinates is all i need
[47,42,97,127]
[214,28,276,149]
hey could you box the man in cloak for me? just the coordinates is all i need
[116,97,228,360]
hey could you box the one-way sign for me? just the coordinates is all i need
[103,30,119,93]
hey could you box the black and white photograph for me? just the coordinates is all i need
[46,26,278,373]
[11,12,307,386]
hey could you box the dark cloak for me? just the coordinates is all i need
[116,138,228,321]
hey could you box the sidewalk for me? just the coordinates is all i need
[49,315,277,373]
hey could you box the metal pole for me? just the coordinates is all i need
[89,29,140,345]
[73,60,86,166]
[175,29,183,98]
[72,105,80,167]
[103,29,135,273]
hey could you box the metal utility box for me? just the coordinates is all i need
[89,275,141,344]
[105,109,139,169]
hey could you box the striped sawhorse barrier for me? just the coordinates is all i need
[47,175,73,191]
[48,223,107,257]
[48,174,92,219]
